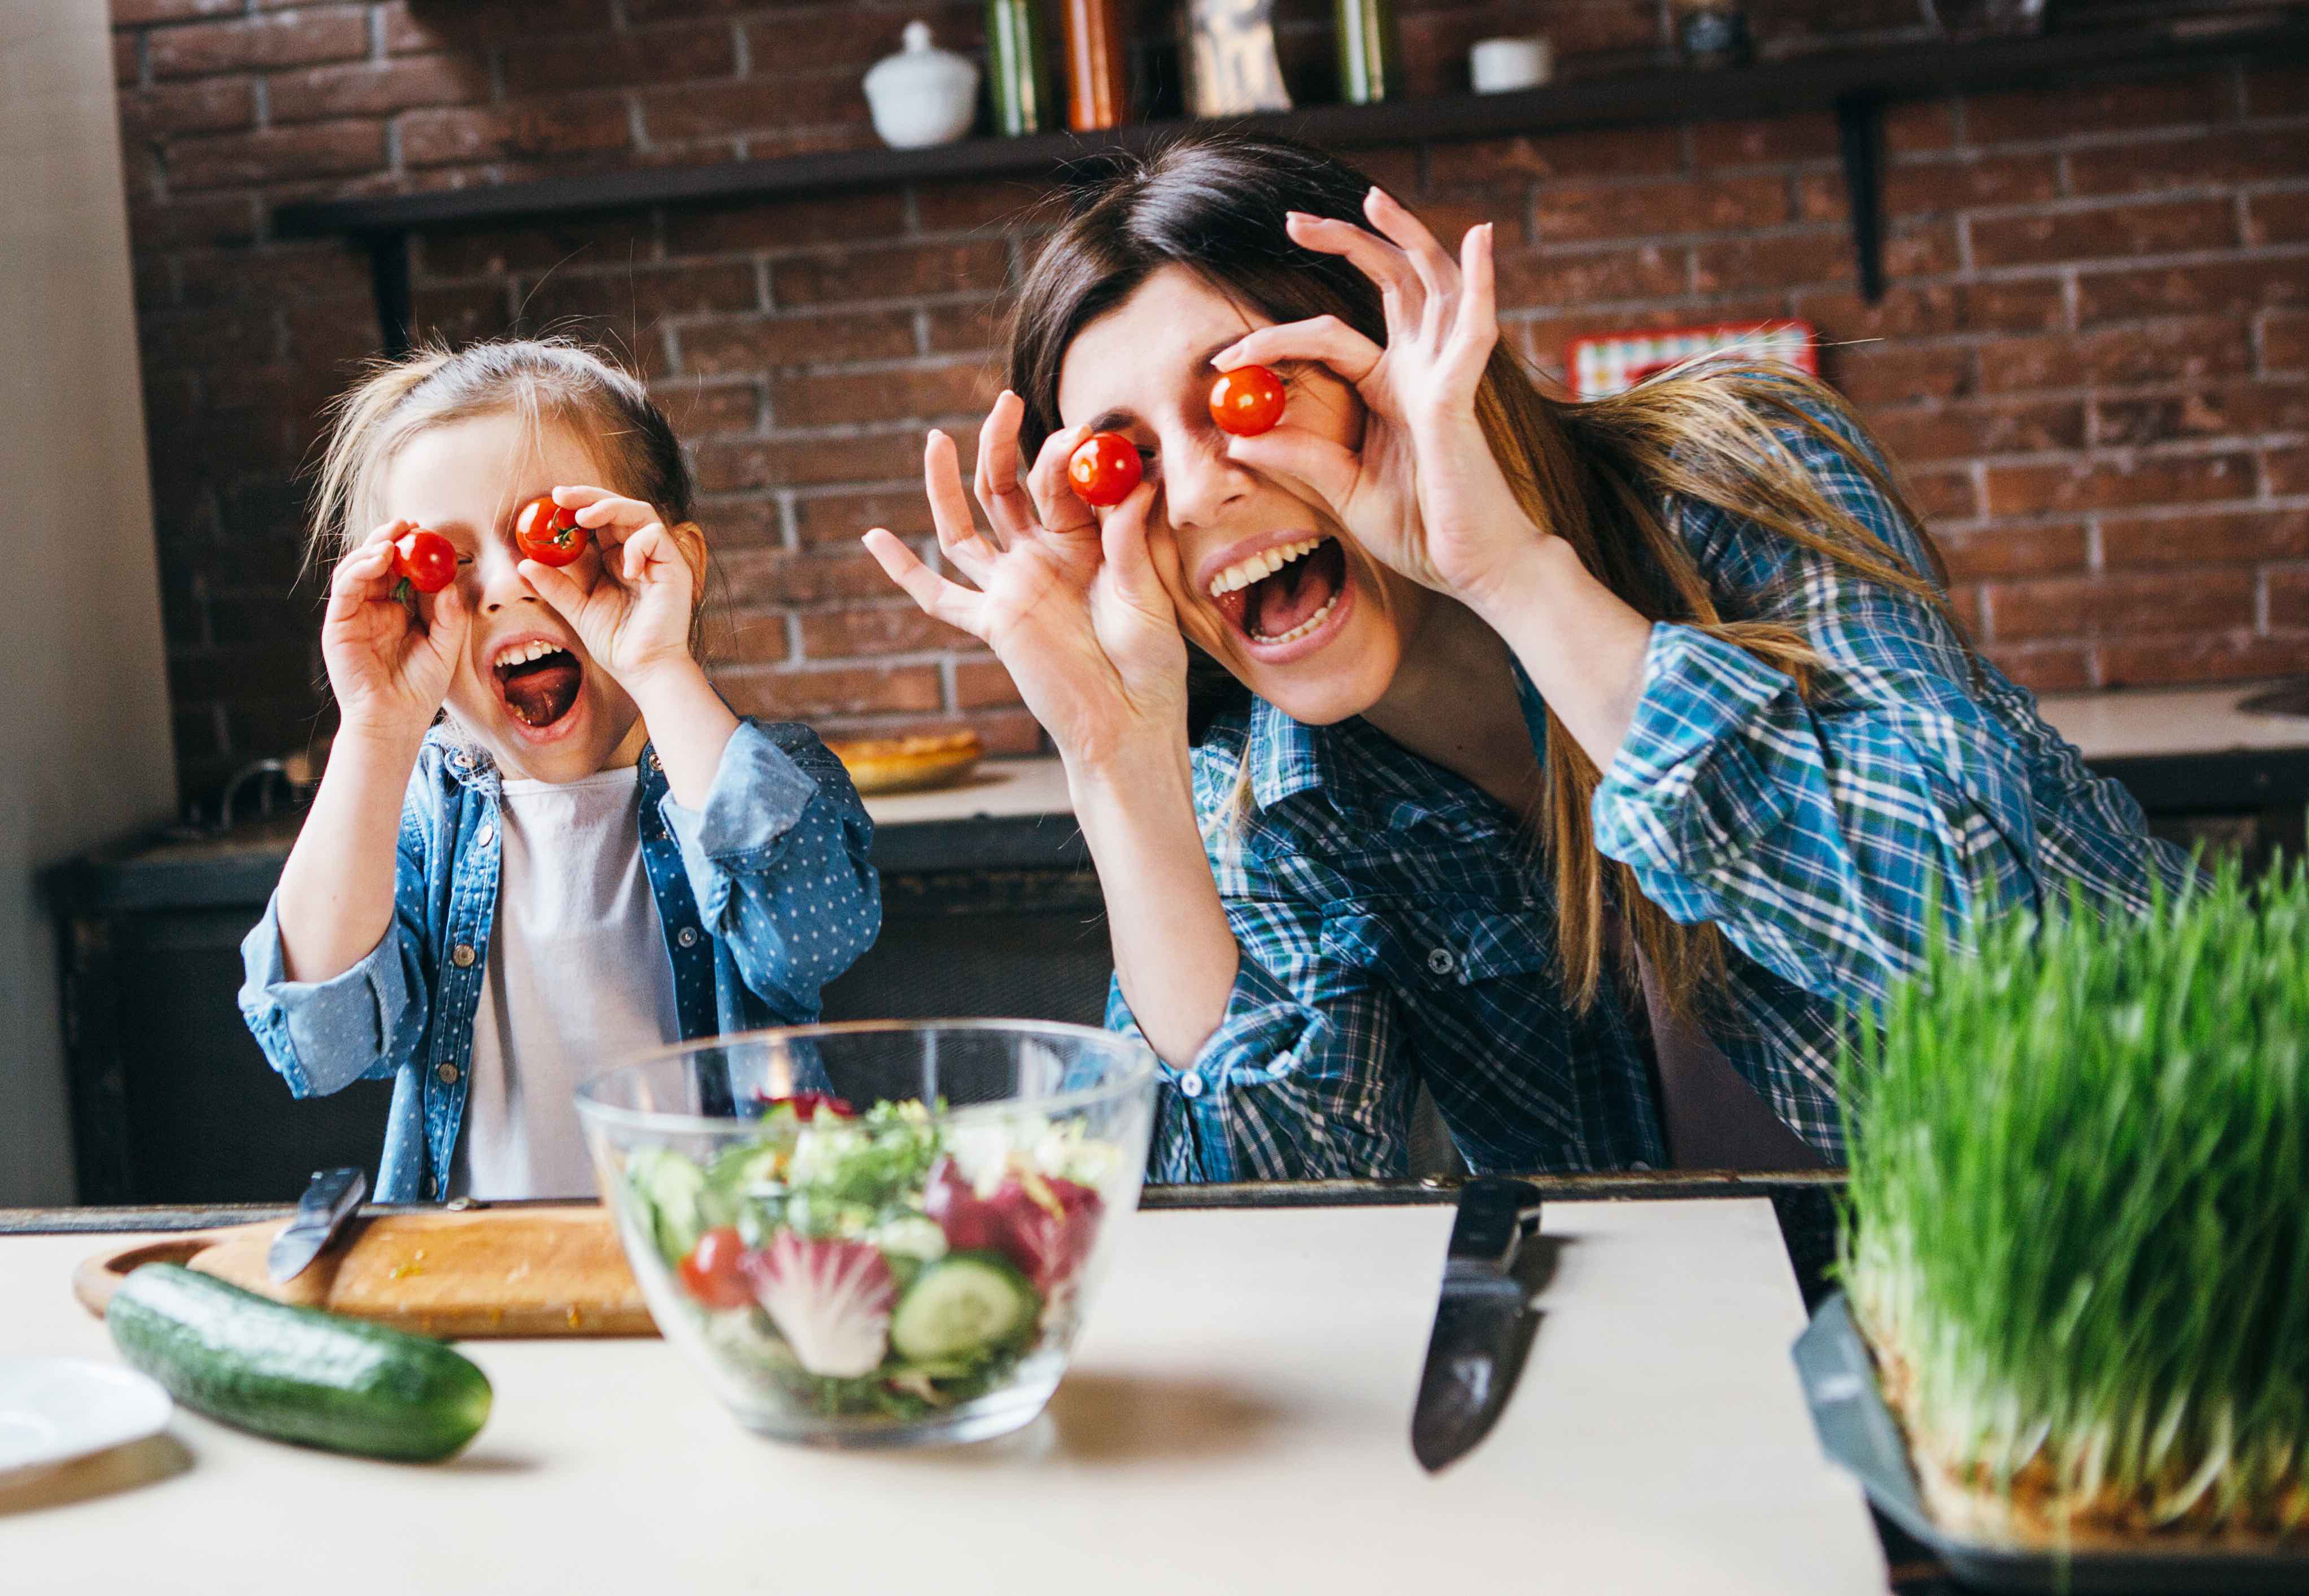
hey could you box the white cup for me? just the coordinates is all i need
[1470,35,1553,94]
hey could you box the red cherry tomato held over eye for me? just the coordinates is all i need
[1209,364,1286,437]
[678,1226,754,1310]
[1067,432,1143,508]
[514,494,588,567]
[390,529,460,594]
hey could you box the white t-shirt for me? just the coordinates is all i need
[454,765,682,1200]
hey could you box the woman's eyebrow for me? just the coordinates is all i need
[1078,334,1264,433]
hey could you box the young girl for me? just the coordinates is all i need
[864,133,2193,1183]
[239,338,880,1202]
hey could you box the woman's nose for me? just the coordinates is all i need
[1162,434,1249,531]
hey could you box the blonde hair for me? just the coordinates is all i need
[1008,134,1967,1021]
[308,335,709,653]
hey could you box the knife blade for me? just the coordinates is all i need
[1410,1175,1544,1472]
[267,1167,367,1284]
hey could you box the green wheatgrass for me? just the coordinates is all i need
[1838,858,2309,1540]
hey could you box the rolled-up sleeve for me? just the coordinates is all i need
[659,719,880,1018]
[238,895,419,1098]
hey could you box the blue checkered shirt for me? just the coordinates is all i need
[1110,404,2195,1182]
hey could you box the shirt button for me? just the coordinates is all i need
[452,944,477,967]
[648,752,663,773]
[1426,947,1456,976]
[676,926,699,949]
[1178,1073,1204,1099]
[437,1062,460,1085]
[476,823,495,846]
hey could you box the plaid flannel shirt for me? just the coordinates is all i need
[1110,401,2195,1183]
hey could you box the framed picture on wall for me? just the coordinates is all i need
[1565,320,1818,400]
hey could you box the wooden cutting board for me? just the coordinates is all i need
[73,1206,655,1338]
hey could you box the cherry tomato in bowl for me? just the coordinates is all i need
[1209,363,1286,437]
[678,1227,755,1310]
[390,528,460,595]
[514,494,588,567]
[1067,432,1143,508]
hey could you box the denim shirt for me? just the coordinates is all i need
[238,718,881,1201]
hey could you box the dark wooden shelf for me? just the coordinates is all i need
[269,15,2309,343]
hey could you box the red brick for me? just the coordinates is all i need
[148,8,369,79]
[922,301,1003,356]
[503,22,737,95]
[638,75,873,145]
[772,241,1007,308]
[519,261,760,327]
[1691,231,1849,294]
[2243,64,2309,116]
[1830,345,1976,405]
[1903,468,1979,521]
[2269,446,2309,495]
[1535,175,1787,243]
[2267,568,2309,617]
[168,120,385,191]
[720,609,793,665]
[745,3,980,74]
[1963,73,2232,145]
[419,215,657,277]
[1935,524,2089,581]
[911,177,1066,236]
[1427,125,1685,186]
[654,380,763,437]
[1869,399,2085,462]
[1884,100,1958,155]
[401,99,633,168]
[2268,311,2309,372]
[268,56,486,123]
[1983,452,2255,516]
[1988,570,2256,640]
[114,32,141,86]
[2076,259,2309,324]
[1982,643,2094,693]
[692,431,921,491]
[2101,634,2309,686]
[1881,153,2062,216]
[1691,114,1839,168]
[112,0,241,22]
[718,663,944,718]
[409,282,514,345]
[794,489,935,547]
[1980,319,2254,394]
[2101,509,2309,569]
[1969,199,2236,269]
[2068,127,2309,196]
[118,78,256,140]
[173,246,363,307]
[1409,189,1531,250]
[2094,381,2309,448]
[666,191,910,256]
[376,0,617,54]
[691,496,782,548]
[771,363,995,427]
[677,310,917,374]
[1495,245,1686,305]
[796,607,972,658]
[720,546,907,605]
[1796,279,2064,341]
[2247,191,2309,246]
[953,657,1021,709]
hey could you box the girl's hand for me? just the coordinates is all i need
[1213,189,1548,617]
[519,487,702,690]
[862,392,1189,775]
[321,520,470,743]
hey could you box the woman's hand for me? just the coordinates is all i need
[1212,188,1550,618]
[863,391,1189,776]
[519,487,703,691]
[321,520,470,744]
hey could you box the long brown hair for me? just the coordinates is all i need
[1005,133,1963,1018]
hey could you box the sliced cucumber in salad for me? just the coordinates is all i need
[890,1254,1038,1363]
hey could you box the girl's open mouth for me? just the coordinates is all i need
[493,639,583,731]
[1210,535,1350,651]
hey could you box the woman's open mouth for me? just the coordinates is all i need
[1209,535,1352,657]
[492,638,583,732]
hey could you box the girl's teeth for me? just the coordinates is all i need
[1209,537,1322,598]
[1249,587,1340,646]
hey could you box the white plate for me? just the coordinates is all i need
[0,1356,173,1478]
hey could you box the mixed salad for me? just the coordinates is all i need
[623,1093,1121,1419]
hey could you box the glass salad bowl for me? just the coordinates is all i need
[575,1020,1157,1447]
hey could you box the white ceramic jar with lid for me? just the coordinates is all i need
[863,21,981,149]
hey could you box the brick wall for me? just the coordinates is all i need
[112,1,2308,799]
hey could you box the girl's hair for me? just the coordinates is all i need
[308,335,706,650]
[1005,133,1965,1019]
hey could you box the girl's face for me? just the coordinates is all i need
[381,411,647,782]
[1056,265,1428,726]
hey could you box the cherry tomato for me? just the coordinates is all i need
[751,1091,856,1122]
[514,494,588,567]
[1209,363,1286,437]
[390,529,459,595]
[678,1226,754,1310]
[1068,432,1144,507]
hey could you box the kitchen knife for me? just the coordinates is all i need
[1410,1175,1544,1473]
[267,1167,367,1284]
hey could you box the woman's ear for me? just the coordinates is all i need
[668,520,710,597]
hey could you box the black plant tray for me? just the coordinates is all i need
[1794,1294,2308,1594]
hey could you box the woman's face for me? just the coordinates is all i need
[381,411,646,783]
[1056,265,1428,726]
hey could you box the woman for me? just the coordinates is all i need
[864,134,2190,1182]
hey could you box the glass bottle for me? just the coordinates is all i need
[1060,0,1129,131]
[986,0,1056,136]
[1335,0,1401,105]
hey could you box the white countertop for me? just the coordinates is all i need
[1,1200,1883,1595]
[865,682,2309,828]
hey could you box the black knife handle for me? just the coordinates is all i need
[1445,1176,1543,1271]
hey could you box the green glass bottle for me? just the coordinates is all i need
[987,0,1057,136]
[1334,0,1401,104]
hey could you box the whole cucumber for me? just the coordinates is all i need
[107,1263,492,1462]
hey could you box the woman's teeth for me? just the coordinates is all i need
[1251,588,1340,645]
[1209,537,1323,598]
[493,639,564,669]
